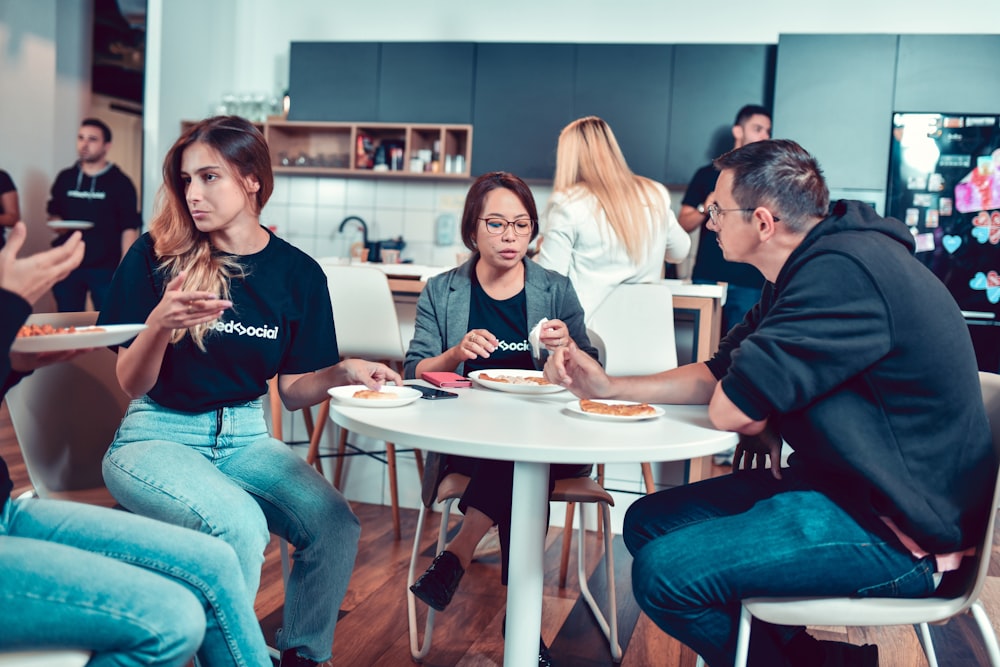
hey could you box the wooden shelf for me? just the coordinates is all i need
[180,120,473,180]
[265,121,472,179]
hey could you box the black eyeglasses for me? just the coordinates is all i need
[479,217,534,236]
[706,203,780,226]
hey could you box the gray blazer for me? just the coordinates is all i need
[403,256,599,379]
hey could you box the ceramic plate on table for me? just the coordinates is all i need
[47,220,95,231]
[565,399,665,422]
[468,369,565,394]
[12,324,146,353]
[327,384,421,407]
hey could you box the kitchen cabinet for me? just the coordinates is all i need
[773,34,897,191]
[287,42,379,121]
[377,42,476,124]
[894,34,1000,114]
[667,44,775,185]
[263,120,472,178]
[573,44,674,183]
[472,43,575,180]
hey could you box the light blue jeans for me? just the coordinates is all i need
[623,468,937,667]
[0,495,270,666]
[103,396,361,662]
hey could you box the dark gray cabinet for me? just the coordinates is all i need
[667,45,775,186]
[288,42,379,121]
[894,34,1000,114]
[573,44,674,183]
[773,34,897,191]
[377,42,476,124]
[471,43,575,180]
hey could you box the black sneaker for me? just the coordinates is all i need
[409,550,465,611]
[279,648,320,667]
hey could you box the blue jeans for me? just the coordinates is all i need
[0,496,269,666]
[623,469,937,667]
[52,266,114,312]
[103,396,361,662]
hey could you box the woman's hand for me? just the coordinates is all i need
[454,328,498,362]
[339,358,403,390]
[538,318,571,351]
[147,272,232,331]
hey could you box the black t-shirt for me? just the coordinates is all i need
[464,274,533,374]
[682,163,765,289]
[0,169,15,251]
[47,163,142,269]
[98,230,338,412]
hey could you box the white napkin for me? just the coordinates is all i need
[528,317,549,358]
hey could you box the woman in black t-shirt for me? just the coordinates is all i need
[405,172,599,663]
[98,116,401,667]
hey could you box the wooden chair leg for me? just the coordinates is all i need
[305,399,330,475]
[641,461,656,494]
[333,426,349,490]
[387,442,401,540]
[413,448,424,481]
[559,501,576,587]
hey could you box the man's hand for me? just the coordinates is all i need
[0,221,84,305]
[733,421,783,479]
[543,342,611,398]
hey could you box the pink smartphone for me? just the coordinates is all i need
[421,371,472,388]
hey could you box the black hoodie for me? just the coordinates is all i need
[708,200,995,553]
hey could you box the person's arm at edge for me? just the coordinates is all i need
[678,204,706,233]
[120,228,139,262]
[277,359,402,411]
[707,377,767,435]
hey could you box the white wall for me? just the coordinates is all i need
[0,0,92,268]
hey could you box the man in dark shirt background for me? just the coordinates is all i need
[679,104,772,333]
[47,117,142,311]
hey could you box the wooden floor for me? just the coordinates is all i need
[3,399,998,666]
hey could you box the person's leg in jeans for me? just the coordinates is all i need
[104,397,359,663]
[623,471,936,667]
[220,434,360,663]
[1,497,271,666]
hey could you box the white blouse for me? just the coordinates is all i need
[534,182,691,320]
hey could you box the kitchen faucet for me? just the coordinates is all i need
[338,215,368,247]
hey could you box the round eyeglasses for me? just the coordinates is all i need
[479,217,534,236]
[706,203,781,227]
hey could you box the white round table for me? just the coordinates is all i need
[329,382,737,666]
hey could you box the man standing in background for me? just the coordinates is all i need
[679,104,772,333]
[48,117,142,312]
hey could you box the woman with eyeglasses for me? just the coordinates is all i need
[535,116,691,318]
[404,171,599,665]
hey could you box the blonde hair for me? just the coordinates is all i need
[150,116,273,350]
[550,116,665,263]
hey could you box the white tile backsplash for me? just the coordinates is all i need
[316,178,347,207]
[288,177,318,206]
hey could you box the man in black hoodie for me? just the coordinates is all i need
[545,139,995,667]
[47,117,142,311]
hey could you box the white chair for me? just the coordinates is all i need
[557,283,679,586]
[0,651,91,666]
[406,473,622,663]
[6,312,127,508]
[728,371,1000,667]
[301,263,423,540]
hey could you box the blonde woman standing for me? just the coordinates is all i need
[535,116,691,318]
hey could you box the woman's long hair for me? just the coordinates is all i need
[150,116,274,349]
[550,116,665,263]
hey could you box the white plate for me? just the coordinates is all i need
[12,323,146,353]
[565,399,665,422]
[47,220,95,231]
[468,369,565,394]
[327,384,421,407]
